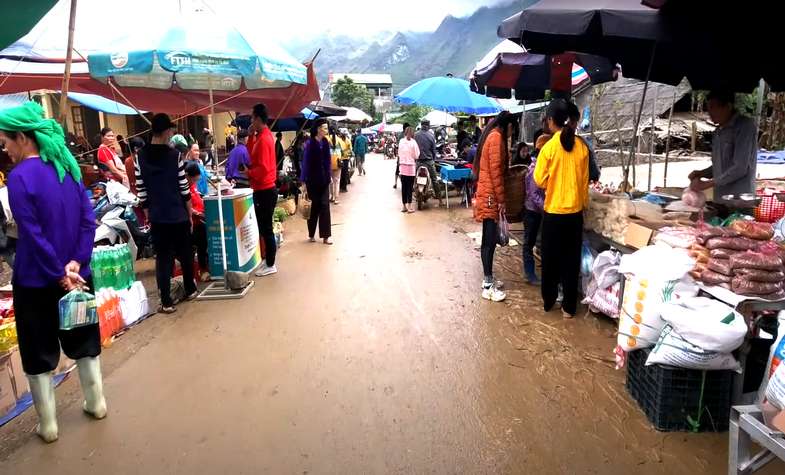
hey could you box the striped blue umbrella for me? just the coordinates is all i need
[395,75,501,115]
[87,13,306,91]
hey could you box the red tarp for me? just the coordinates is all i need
[0,61,320,119]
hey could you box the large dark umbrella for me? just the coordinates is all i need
[470,47,617,100]
[498,0,782,92]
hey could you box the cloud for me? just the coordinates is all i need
[206,0,509,40]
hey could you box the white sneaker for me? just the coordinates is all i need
[255,264,278,277]
[482,285,506,302]
[480,280,504,290]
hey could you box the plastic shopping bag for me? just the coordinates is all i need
[59,289,98,330]
[497,212,510,247]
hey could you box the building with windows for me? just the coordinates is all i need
[327,73,394,113]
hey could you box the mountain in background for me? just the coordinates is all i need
[286,1,532,92]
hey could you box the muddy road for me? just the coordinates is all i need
[0,154,778,474]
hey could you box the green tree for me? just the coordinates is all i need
[332,76,374,115]
[392,105,431,127]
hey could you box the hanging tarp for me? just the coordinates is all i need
[67,92,142,115]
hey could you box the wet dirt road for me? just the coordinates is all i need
[1,154,781,474]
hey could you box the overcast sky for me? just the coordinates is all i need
[205,0,512,40]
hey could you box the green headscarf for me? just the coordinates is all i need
[0,101,81,183]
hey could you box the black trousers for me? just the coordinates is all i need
[523,209,542,271]
[400,175,415,205]
[340,159,350,191]
[192,221,208,270]
[541,212,583,316]
[151,221,197,307]
[306,182,331,238]
[14,282,101,375]
[481,218,498,280]
[253,188,278,267]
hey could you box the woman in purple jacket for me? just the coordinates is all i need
[0,102,106,443]
[523,135,550,285]
[300,119,333,245]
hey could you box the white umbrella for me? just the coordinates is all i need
[329,106,372,123]
[423,110,457,127]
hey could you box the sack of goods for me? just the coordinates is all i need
[766,363,785,411]
[616,245,698,352]
[645,297,746,372]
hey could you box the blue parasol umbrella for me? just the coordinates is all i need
[395,74,501,115]
[87,13,306,91]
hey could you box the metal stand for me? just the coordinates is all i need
[196,170,254,301]
[729,405,785,475]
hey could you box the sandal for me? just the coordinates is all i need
[323,237,334,245]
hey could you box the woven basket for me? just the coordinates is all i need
[299,189,312,219]
[505,165,528,223]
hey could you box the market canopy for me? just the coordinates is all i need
[67,92,142,115]
[470,40,617,100]
[422,110,457,127]
[371,123,403,134]
[0,0,57,51]
[329,107,372,123]
[497,0,783,92]
[0,0,319,117]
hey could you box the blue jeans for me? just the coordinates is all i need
[523,209,542,273]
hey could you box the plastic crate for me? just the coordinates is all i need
[626,348,733,432]
[754,188,785,223]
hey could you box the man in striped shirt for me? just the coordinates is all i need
[135,113,197,313]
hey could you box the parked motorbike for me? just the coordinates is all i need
[413,164,437,210]
[91,181,153,259]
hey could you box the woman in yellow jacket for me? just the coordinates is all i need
[534,99,589,318]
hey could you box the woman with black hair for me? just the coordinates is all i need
[534,99,590,318]
[301,119,333,244]
[97,127,127,184]
[473,111,518,302]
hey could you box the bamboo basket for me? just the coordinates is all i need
[505,165,528,223]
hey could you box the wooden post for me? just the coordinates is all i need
[632,104,638,188]
[58,0,78,129]
[691,121,697,152]
[662,89,677,188]
[648,85,659,191]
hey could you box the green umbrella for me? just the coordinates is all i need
[0,1,58,51]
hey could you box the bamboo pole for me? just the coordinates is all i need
[58,0,78,129]
[623,42,657,189]
[662,89,677,188]
[647,84,659,191]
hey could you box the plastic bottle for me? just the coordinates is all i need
[124,244,135,288]
[91,248,104,290]
[109,247,119,289]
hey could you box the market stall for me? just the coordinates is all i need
[578,182,785,435]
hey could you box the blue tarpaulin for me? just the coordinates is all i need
[67,92,142,115]
[758,150,785,164]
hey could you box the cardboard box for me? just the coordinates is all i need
[625,222,654,249]
[0,354,16,415]
[7,346,29,399]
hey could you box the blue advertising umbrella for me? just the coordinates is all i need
[395,74,501,115]
[87,13,307,91]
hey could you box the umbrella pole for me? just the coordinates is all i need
[57,0,78,129]
[647,84,659,191]
[208,83,229,287]
[107,79,152,125]
[623,42,657,190]
[663,89,677,188]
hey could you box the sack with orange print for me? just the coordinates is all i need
[617,276,698,352]
[96,289,124,346]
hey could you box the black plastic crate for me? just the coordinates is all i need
[626,348,733,432]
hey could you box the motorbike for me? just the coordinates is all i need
[435,137,454,160]
[413,164,437,210]
[384,140,398,160]
[91,181,153,259]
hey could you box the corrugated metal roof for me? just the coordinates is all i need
[328,73,393,85]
